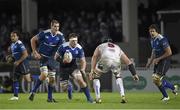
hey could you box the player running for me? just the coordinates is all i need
[8,31,32,100]
[146,24,178,102]
[54,33,94,103]
[29,19,65,102]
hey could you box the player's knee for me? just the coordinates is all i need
[152,73,162,86]
[48,77,55,84]
[75,75,87,87]
[60,80,68,91]
[48,72,56,78]
[40,66,48,78]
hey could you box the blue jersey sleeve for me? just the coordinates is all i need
[78,48,85,58]
[57,45,64,57]
[19,43,26,52]
[37,31,45,41]
[161,37,170,49]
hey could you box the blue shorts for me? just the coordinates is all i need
[39,56,57,71]
[153,58,171,76]
[13,61,30,81]
[59,65,78,81]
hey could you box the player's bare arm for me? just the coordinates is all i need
[146,49,155,68]
[80,57,86,72]
[31,35,41,60]
[89,47,100,80]
[121,53,139,81]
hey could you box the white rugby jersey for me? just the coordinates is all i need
[98,42,124,61]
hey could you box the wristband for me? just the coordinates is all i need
[128,64,136,76]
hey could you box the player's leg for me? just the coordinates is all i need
[92,69,102,103]
[29,65,48,101]
[9,65,22,101]
[9,70,20,101]
[113,72,127,103]
[152,60,170,102]
[72,69,93,103]
[47,70,57,102]
[159,60,178,95]
[60,68,73,100]
[67,80,73,100]
[152,73,169,101]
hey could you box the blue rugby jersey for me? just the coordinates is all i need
[10,40,26,61]
[151,34,170,58]
[37,29,65,57]
[57,42,85,67]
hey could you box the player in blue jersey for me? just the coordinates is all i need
[54,33,94,103]
[146,24,178,102]
[8,31,32,100]
[29,19,65,102]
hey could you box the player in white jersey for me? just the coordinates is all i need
[89,39,139,103]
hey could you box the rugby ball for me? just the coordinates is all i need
[63,50,73,63]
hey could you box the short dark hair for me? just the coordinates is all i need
[148,24,160,33]
[68,33,79,39]
[11,31,21,38]
[51,19,59,26]
[102,38,113,43]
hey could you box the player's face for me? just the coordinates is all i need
[51,23,59,35]
[10,33,18,43]
[149,29,158,38]
[69,37,78,48]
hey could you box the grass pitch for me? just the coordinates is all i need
[0,91,180,109]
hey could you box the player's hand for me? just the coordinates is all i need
[14,61,21,66]
[89,71,94,80]
[153,58,160,65]
[133,74,139,81]
[33,51,41,60]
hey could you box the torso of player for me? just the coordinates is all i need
[98,42,123,64]
[11,40,26,61]
[151,34,169,58]
[60,42,84,67]
[38,29,65,57]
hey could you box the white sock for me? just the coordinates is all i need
[116,78,125,96]
[93,79,101,99]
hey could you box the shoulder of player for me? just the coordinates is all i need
[76,43,83,49]
[56,31,64,36]
[157,34,166,41]
[16,40,24,45]
[43,29,51,33]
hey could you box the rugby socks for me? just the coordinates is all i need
[48,84,53,100]
[162,80,175,90]
[32,78,42,93]
[93,79,101,99]
[81,86,91,101]
[13,81,19,97]
[158,85,168,98]
[116,78,125,96]
[67,81,73,99]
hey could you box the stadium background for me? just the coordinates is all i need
[0,0,180,93]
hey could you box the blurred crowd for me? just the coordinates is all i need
[0,0,175,62]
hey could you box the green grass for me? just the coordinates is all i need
[0,92,180,109]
